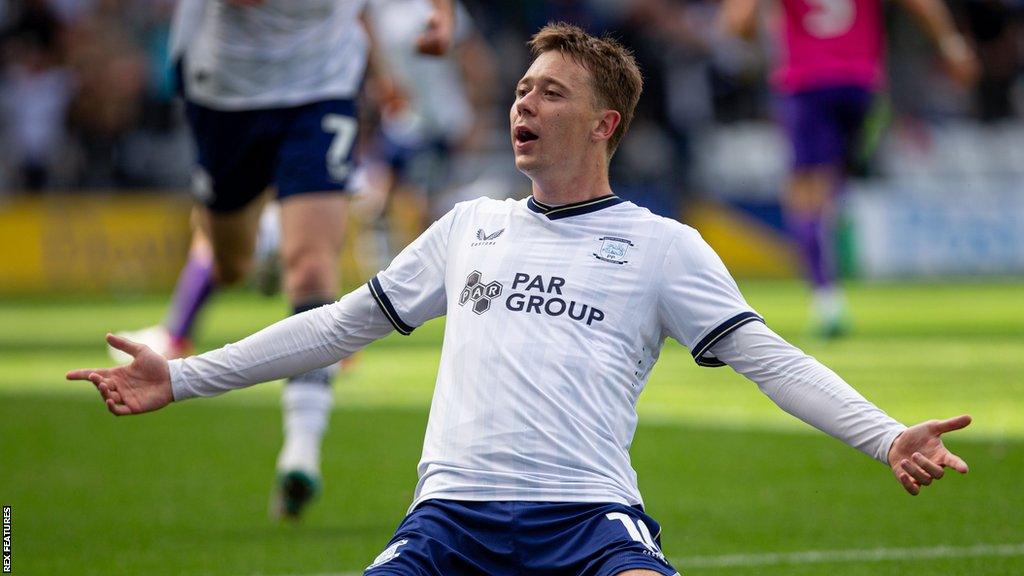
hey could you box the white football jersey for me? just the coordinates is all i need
[173,0,369,110]
[369,195,763,508]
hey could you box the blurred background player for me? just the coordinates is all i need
[357,0,496,266]
[720,0,979,336]
[112,0,454,520]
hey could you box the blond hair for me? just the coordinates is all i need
[528,22,643,156]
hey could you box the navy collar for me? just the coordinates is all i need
[527,194,624,220]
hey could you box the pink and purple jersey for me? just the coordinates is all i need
[773,0,885,93]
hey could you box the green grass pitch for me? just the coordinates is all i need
[1,280,1022,575]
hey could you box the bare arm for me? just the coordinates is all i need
[718,0,762,40]
[894,0,979,86]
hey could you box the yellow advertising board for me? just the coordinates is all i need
[686,200,799,278]
[0,193,798,297]
[0,194,193,295]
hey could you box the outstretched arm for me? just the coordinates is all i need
[67,285,395,415]
[895,0,979,87]
[710,321,970,495]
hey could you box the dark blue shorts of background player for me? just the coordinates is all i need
[185,98,359,212]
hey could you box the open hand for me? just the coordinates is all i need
[66,333,173,416]
[887,415,971,495]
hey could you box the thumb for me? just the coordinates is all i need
[931,414,972,435]
[106,333,145,358]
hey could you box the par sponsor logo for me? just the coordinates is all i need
[506,272,605,326]
[459,271,504,314]
[460,270,605,326]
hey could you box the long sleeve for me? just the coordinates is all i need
[168,285,395,401]
[710,321,906,464]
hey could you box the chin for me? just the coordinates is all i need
[514,155,536,174]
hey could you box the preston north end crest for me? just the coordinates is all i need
[593,236,634,265]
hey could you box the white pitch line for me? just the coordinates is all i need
[678,542,1024,568]
[258,542,1024,576]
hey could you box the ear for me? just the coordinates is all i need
[591,109,621,145]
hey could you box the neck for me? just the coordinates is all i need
[529,156,613,205]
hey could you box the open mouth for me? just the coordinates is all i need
[514,126,539,144]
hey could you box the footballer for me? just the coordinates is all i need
[69,23,970,576]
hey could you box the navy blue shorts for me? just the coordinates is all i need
[364,500,679,576]
[185,99,358,213]
[777,85,873,170]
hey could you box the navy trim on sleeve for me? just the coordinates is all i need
[691,311,765,367]
[367,276,415,336]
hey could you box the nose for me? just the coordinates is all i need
[514,89,536,118]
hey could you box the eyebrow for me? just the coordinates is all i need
[517,75,571,92]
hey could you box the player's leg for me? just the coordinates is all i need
[162,218,216,357]
[193,192,268,287]
[252,201,283,296]
[273,191,348,510]
[271,99,359,519]
[779,88,849,336]
[783,167,845,335]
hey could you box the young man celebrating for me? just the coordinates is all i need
[69,23,970,576]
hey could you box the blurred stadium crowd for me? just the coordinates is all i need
[1,0,1022,215]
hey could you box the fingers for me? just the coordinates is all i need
[900,458,933,486]
[94,377,115,401]
[912,452,944,480]
[107,398,132,416]
[106,333,145,358]
[67,368,108,381]
[942,452,970,474]
[931,414,972,435]
[898,471,920,496]
[895,449,969,496]
[91,377,129,415]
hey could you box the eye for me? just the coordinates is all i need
[544,90,561,98]
[515,87,528,98]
